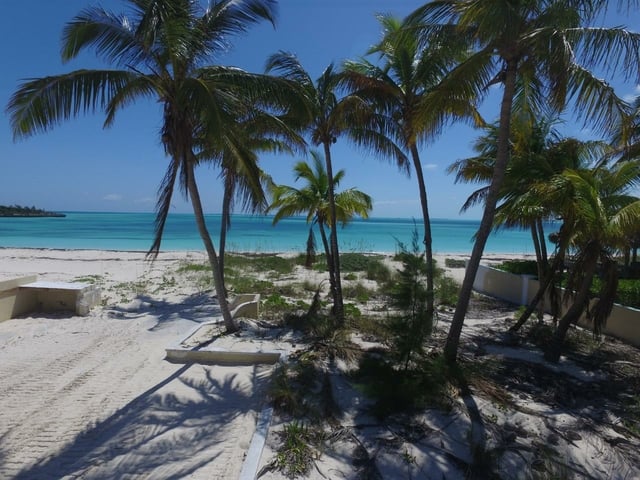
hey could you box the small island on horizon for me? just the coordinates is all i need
[0,204,65,218]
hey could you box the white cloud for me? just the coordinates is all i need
[103,194,123,201]
[423,163,438,170]
[374,199,419,206]
[134,197,155,204]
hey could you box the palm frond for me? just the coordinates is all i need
[567,26,640,80]
[8,70,137,139]
[61,5,149,66]
[564,63,632,136]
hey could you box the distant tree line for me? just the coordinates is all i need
[0,204,65,217]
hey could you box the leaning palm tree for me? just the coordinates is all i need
[450,114,611,328]
[7,0,299,332]
[265,53,402,324]
[343,13,478,335]
[268,151,373,295]
[536,162,640,362]
[409,0,640,364]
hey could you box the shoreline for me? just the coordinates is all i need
[0,247,536,285]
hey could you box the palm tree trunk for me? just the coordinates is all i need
[444,60,518,365]
[531,222,543,269]
[186,162,236,332]
[537,219,548,266]
[545,250,599,363]
[323,141,344,325]
[318,221,337,303]
[219,175,234,294]
[509,249,565,332]
[410,144,435,327]
[531,219,547,321]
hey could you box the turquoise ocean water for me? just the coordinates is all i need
[0,212,557,254]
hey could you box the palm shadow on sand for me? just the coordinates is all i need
[107,292,223,330]
[10,361,269,479]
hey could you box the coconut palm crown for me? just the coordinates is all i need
[268,151,373,286]
[408,0,640,364]
[343,13,481,335]
[6,0,302,331]
[265,53,404,324]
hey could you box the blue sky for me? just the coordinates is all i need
[1,1,638,219]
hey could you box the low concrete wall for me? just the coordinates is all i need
[165,293,266,363]
[472,264,640,347]
[0,277,101,321]
[0,276,38,321]
[230,293,260,319]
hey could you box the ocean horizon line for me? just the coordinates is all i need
[55,210,484,223]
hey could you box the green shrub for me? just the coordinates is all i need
[177,262,210,273]
[275,422,317,478]
[343,282,375,303]
[437,275,460,306]
[495,260,538,276]
[365,260,392,284]
[444,258,466,269]
[344,303,362,319]
[228,276,275,294]
[263,293,292,312]
[590,277,640,308]
[611,279,640,309]
[350,315,388,341]
[353,354,456,417]
[344,272,358,281]
[340,253,385,272]
[225,253,295,275]
[388,230,433,367]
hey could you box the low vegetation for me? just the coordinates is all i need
[496,258,640,309]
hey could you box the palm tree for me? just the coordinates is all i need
[537,162,640,362]
[268,151,373,292]
[342,14,478,335]
[409,0,640,364]
[208,112,304,291]
[6,0,299,332]
[449,114,610,328]
[265,53,401,324]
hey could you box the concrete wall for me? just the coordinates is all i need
[472,264,640,347]
[0,277,100,321]
[230,293,260,319]
[0,276,38,321]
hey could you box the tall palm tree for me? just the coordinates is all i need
[342,14,478,334]
[536,162,640,362]
[449,115,610,328]
[409,0,640,364]
[265,53,402,324]
[7,0,297,332]
[268,151,373,291]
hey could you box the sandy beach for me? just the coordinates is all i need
[0,247,638,479]
[0,248,272,479]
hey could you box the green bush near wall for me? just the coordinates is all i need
[494,260,538,276]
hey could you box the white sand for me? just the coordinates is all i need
[0,247,637,480]
[0,248,271,479]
